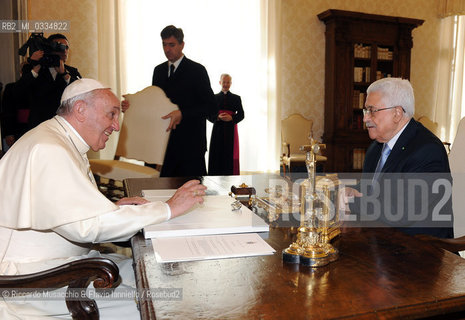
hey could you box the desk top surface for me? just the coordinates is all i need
[126,176,465,320]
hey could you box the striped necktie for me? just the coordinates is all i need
[372,143,391,182]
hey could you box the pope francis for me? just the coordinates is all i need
[0,78,206,319]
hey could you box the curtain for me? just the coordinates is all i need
[439,0,465,17]
[96,0,280,172]
[91,0,128,160]
[265,0,282,172]
[435,15,465,145]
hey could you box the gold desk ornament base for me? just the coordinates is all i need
[282,242,338,267]
[282,140,340,268]
[282,243,302,264]
[301,245,331,267]
[322,243,339,263]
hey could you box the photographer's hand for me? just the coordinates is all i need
[30,50,43,62]
[30,50,43,73]
[56,60,70,81]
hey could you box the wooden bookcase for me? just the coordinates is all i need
[317,9,423,172]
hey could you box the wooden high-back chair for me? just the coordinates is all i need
[281,113,326,175]
[90,86,178,180]
[418,116,451,153]
[416,117,465,254]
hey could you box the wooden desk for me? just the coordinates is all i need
[125,176,465,320]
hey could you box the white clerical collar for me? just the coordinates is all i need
[55,115,90,152]
[169,55,184,70]
[386,119,409,150]
[222,90,229,94]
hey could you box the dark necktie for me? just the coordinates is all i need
[169,64,175,78]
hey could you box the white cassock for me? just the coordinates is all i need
[0,116,170,319]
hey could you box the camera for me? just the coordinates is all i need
[18,32,66,68]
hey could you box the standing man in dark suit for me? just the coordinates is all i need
[344,77,453,238]
[0,80,30,149]
[19,33,81,129]
[152,25,217,177]
[208,74,244,175]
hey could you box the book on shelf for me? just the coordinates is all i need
[365,67,370,82]
[353,67,370,83]
[353,90,365,109]
[354,67,363,82]
[377,47,393,60]
[359,92,365,109]
[352,148,366,170]
[354,43,371,58]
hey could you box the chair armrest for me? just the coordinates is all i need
[0,257,119,320]
[415,234,465,253]
[282,141,290,157]
[443,141,451,153]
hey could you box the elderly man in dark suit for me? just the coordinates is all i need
[152,25,217,177]
[344,77,453,238]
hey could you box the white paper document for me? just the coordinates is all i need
[142,192,269,238]
[152,233,276,263]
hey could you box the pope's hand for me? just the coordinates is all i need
[166,180,207,218]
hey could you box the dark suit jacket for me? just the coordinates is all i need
[0,81,30,140]
[349,119,453,238]
[208,91,244,175]
[152,56,217,177]
[19,63,81,129]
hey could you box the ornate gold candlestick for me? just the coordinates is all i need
[282,139,340,267]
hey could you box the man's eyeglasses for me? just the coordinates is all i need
[362,106,405,117]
